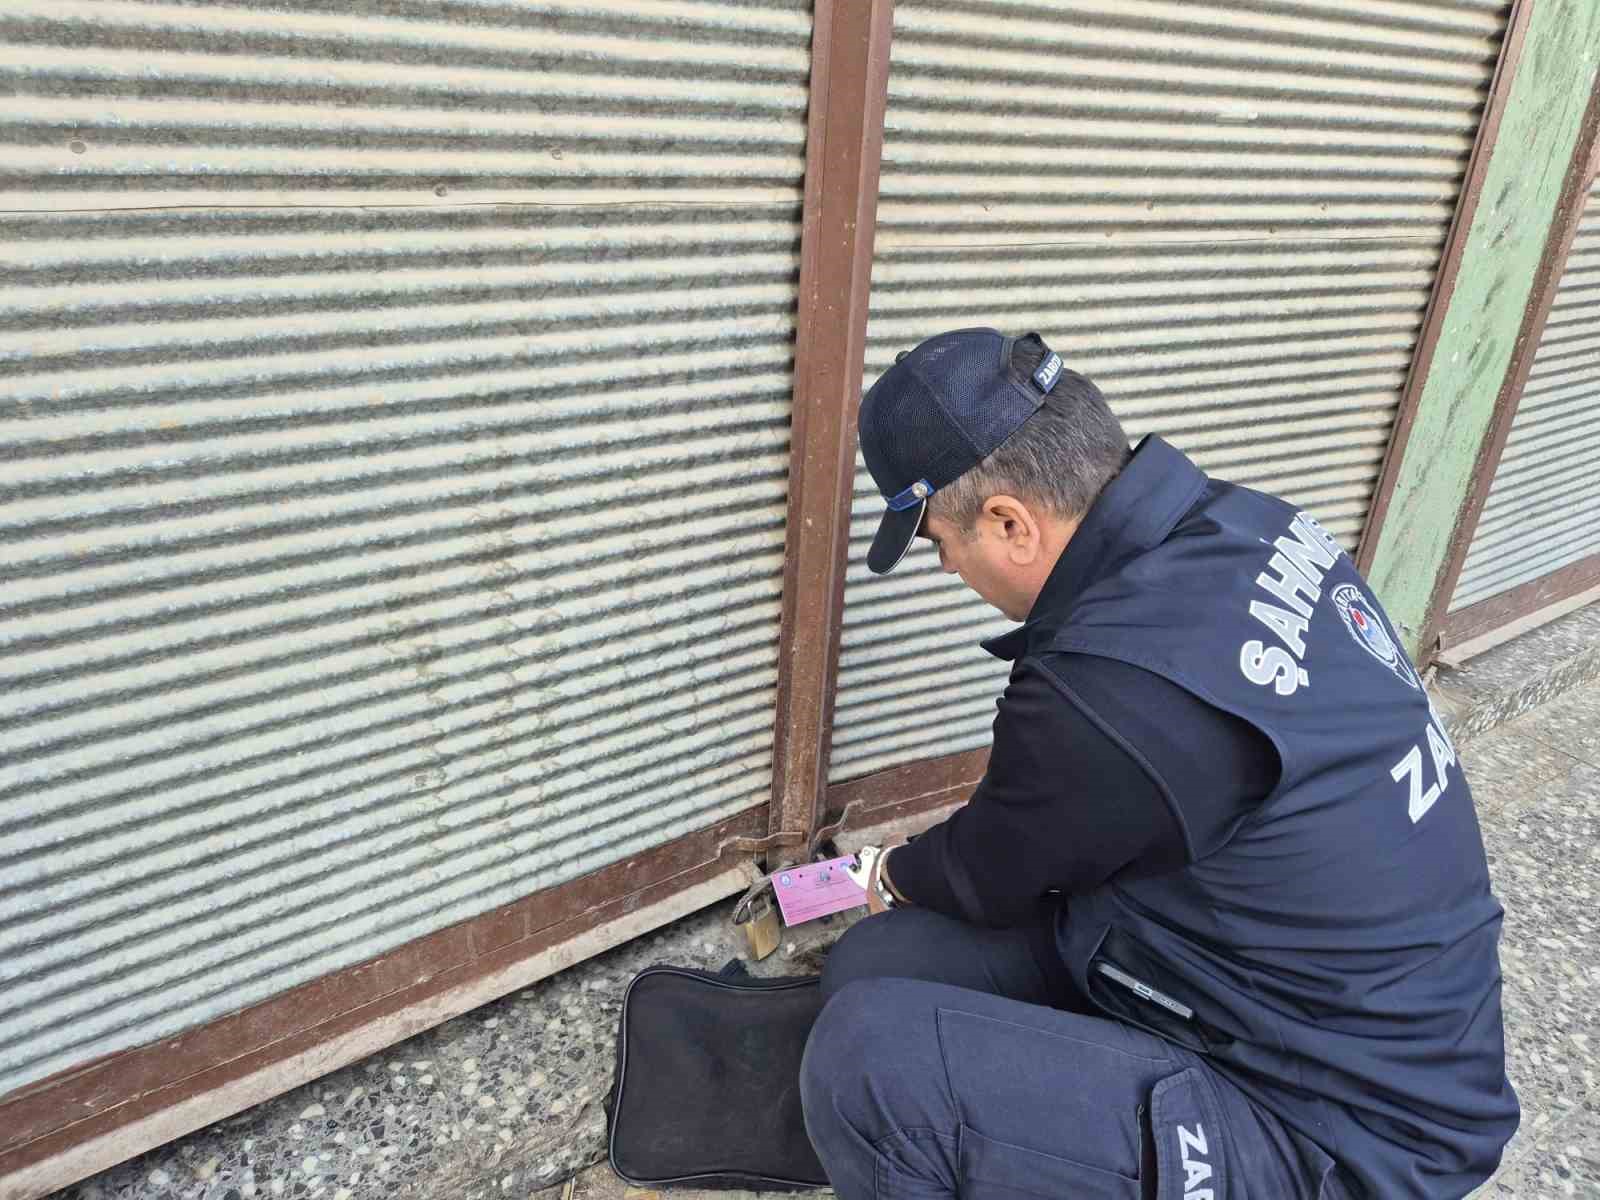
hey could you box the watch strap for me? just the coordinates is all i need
[871,846,899,909]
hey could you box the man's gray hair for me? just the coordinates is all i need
[931,337,1132,533]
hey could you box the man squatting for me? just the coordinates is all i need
[797,328,1518,1200]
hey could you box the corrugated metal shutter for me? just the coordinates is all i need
[1451,179,1600,611]
[0,0,810,1096]
[830,0,1509,782]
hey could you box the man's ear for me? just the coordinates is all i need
[982,494,1041,565]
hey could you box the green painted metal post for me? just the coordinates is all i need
[1360,0,1600,659]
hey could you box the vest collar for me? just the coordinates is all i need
[982,435,1208,662]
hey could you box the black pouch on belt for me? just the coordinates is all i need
[603,960,829,1191]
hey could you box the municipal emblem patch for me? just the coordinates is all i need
[1331,583,1418,689]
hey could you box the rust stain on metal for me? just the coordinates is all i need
[767,0,896,867]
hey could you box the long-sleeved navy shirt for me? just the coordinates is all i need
[886,624,1280,930]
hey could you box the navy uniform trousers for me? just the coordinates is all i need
[800,905,1362,1200]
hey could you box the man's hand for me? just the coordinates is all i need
[865,839,909,915]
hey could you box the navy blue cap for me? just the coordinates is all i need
[859,328,1065,574]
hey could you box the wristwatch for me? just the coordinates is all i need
[848,844,900,910]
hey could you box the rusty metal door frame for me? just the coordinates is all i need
[1357,1,1600,665]
[766,0,899,869]
[1435,122,1600,653]
[762,0,991,862]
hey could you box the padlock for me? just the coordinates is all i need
[736,889,782,961]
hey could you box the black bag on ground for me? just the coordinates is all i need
[604,961,830,1191]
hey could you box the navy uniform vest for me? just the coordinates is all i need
[1041,438,1517,1198]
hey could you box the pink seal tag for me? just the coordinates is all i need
[770,854,870,926]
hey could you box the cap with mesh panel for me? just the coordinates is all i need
[858,328,1065,574]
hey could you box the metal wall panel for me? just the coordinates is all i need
[1451,179,1600,611]
[830,0,1508,781]
[0,0,810,1096]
